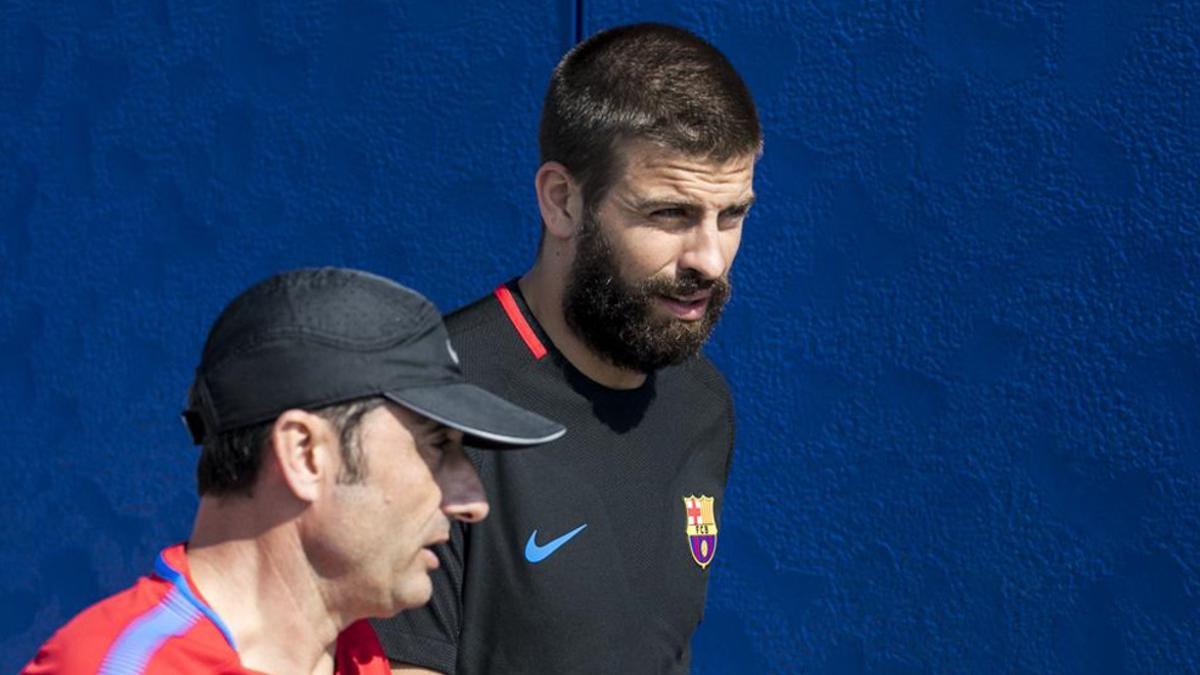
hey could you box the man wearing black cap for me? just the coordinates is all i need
[22,268,564,675]
[376,23,760,674]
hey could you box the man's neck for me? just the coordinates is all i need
[518,267,647,390]
[188,499,342,675]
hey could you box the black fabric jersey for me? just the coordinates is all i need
[372,281,734,674]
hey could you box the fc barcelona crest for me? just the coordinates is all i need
[683,495,718,569]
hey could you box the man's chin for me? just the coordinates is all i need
[391,582,434,614]
[382,565,436,613]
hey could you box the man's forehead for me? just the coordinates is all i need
[610,142,756,205]
[613,138,757,174]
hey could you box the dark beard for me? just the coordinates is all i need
[562,213,731,373]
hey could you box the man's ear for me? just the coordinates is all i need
[268,409,337,503]
[535,161,584,241]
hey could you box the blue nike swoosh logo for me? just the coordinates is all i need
[524,523,588,563]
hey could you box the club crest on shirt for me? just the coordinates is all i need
[683,495,718,569]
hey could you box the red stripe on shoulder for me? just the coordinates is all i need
[494,284,547,360]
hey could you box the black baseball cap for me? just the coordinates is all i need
[182,267,566,447]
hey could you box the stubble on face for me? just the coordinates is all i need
[562,209,731,373]
[318,405,448,616]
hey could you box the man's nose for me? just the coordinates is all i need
[438,445,490,523]
[678,220,728,281]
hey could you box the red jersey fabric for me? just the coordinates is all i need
[22,544,390,674]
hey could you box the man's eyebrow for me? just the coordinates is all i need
[722,195,756,213]
[426,422,451,436]
[629,198,697,212]
[629,195,756,212]
[408,414,446,436]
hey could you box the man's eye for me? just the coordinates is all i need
[422,437,449,470]
[651,208,688,218]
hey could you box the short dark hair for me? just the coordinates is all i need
[195,396,386,497]
[539,23,762,210]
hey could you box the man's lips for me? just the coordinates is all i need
[657,291,711,320]
[422,532,449,569]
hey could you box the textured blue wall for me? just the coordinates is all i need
[2,1,1198,673]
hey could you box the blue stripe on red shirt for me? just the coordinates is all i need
[98,587,201,674]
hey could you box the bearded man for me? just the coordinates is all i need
[373,23,761,674]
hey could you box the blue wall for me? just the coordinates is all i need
[2,1,1197,672]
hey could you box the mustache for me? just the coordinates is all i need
[641,271,726,297]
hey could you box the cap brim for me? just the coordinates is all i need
[384,383,565,449]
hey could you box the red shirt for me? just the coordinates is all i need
[22,544,391,674]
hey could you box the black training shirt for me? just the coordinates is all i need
[373,281,734,673]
